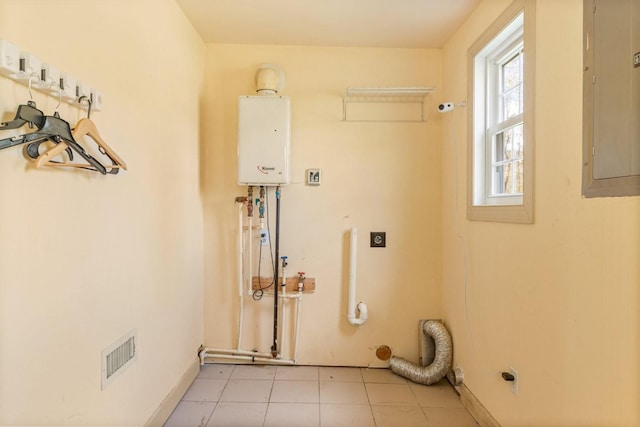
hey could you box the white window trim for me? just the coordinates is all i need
[467,0,535,224]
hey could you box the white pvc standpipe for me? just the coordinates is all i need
[293,292,301,361]
[199,350,295,365]
[247,216,253,295]
[237,201,244,350]
[281,297,287,358]
[348,228,368,326]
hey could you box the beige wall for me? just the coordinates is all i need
[0,1,205,425]
[442,0,640,426]
[202,44,443,366]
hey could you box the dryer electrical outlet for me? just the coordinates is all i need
[237,96,291,186]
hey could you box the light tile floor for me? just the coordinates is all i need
[164,364,479,427]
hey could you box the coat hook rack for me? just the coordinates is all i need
[0,38,103,111]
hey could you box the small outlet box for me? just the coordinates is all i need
[370,232,386,247]
[635,52,640,68]
[307,169,321,185]
[259,229,269,246]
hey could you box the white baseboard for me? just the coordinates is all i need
[458,384,501,427]
[144,357,200,427]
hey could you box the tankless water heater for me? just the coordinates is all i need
[237,96,291,186]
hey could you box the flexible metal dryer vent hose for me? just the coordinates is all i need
[389,320,453,385]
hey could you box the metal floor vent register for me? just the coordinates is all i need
[101,330,137,389]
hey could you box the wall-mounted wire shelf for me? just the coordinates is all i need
[343,86,435,122]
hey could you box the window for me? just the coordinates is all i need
[468,0,535,223]
[583,0,640,197]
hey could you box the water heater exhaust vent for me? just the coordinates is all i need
[255,64,285,95]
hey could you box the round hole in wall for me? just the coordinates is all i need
[376,345,392,361]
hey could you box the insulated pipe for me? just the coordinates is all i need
[348,228,368,326]
[247,186,254,295]
[389,320,453,385]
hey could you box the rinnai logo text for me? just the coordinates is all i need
[257,166,276,174]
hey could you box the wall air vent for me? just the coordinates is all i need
[101,329,137,389]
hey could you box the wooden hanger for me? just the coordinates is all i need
[19,113,107,174]
[33,94,125,174]
[35,117,126,174]
[74,118,127,170]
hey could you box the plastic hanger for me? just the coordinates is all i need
[0,76,44,130]
[0,76,74,160]
[0,100,44,130]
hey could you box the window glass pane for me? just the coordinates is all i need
[498,162,516,195]
[513,123,524,158]
[494,126,523,162]
[514,159,524,193]
[492,124,524,196]
[501,52,524,120]
[502,54,521,90]
[504,162,514,193]
[503,87,522,119]
[502,128,512,161]
[493,162,519,195]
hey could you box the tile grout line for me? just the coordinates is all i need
[262,370,275,427]
[360,368,380,427]
[204,366,231,426]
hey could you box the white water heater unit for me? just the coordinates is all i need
[237,95,291,186]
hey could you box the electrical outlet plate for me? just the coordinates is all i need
[370,232,386,247]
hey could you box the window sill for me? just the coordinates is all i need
[467,203,533,224]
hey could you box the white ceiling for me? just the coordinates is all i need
[175,0,481,49]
